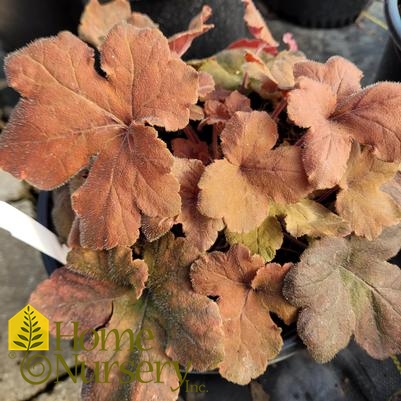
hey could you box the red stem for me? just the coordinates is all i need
[211,125,222,160]
[271,98,287,121]
[183,125,200,143]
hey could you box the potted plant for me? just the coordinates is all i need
[376,0,401,82]
[0,0,82,52]
[264,0,371,28]
[1,0,401,400]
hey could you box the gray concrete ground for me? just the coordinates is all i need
[0,1,393,400]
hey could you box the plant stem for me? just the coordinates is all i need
[271,98,287,121]
[211,125,222,159]
[183,125,200,143]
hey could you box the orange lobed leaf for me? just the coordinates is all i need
[172,158,224,251]
[0,25,199,249]
[198,111,311,232]
[142,158,224,251]
[242,0,278,47]
[79,0,157,48]
[336,144,401,240]
[168,5,214,57]
[287,56,401,188]
[283,223,401,362]
[191,244,296,384]
[171,138,211,164]
[198,71,215,100]
[202,89,252,126]
[244,50,306,93]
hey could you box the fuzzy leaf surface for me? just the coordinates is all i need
[0,26,198,249]
[203,89,252,126]
[283,223,401,362]
[168,5,214,57]
[287,56,401,188]
[30,235,224,401]
[273,199,351,238]
[172,158,224,251]
[242,0,277,46]
[191,244,295,384]
[226,216,283,262]
[198,111,311,232]
[244,50,306,93]
[79,0,131,47]
[79,0,157,47]
[336,145,401,239]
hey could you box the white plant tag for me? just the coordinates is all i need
[0,201,69,264]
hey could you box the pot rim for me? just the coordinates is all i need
[385,0,401,50]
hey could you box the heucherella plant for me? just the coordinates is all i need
[1,0,401,399]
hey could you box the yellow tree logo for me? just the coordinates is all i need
[8,304,49,351]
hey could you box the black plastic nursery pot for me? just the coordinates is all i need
[376,0,401,82]
[0,0,82,52]
[265,0,371,28]
[81,0,249,59]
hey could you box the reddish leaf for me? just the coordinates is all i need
[168,5,214,57]
[288,57,401,188]
[336,145,401,239]
[242,0,278,47]
[72,126,179,249]
[0,26,199,249]
[171,138,211,164]
[203,89,252,126]
[198,111,311,232]
[172,158,224,251]
[30,247,147,335]
[30,235,224,401]
[227,38,278,55]
[191,244,295,384]
[283,223,401,362]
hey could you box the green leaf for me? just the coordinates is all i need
[32,316,36,321]
[13,341,27,349]
[32,327,40,333]
[27,305,30,312]
[24,315,28,321]
[18,334,28,342]
[32,334,42,341]
[21,327,29,333]
[23,321,29,327]
[226,216,283,262]
[30,342,43,349]
[272,199,351,238]
[32,321,38,327]
[283,223,401,362]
